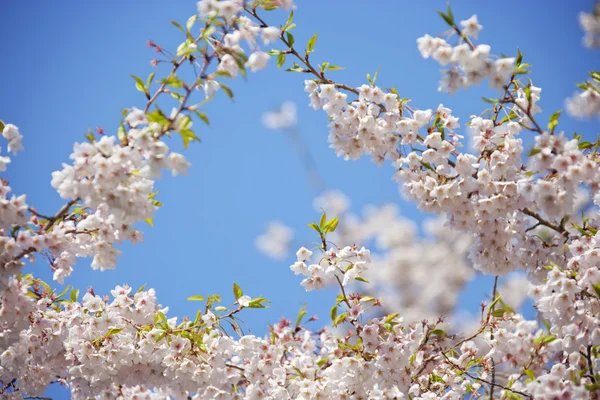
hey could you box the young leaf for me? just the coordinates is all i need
[171,20,185,33]
[186,295,205,301]
[322,217,339,233]
[277,53,286,68]
[516,49,523,66]
[319,211,327,230]
[286,32,294,47]
[307,222,321,233]
[233,282,243,300]
[106,327,124,337]
[219,82,234,100]
[330,304,338,322]
[296,304,307,326]
[194,110,210,125]
[437,11,454,27]
[547,109,562,132]
[307,33,318,53]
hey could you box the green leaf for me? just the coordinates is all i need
[516,49,523,67]
[317,357,329,367]
[333,312,347,327]
[535,334,556,345]
[146,71,156,88]
[491,308,508,317]
[70,288,80,303]
[131,75,147,94]
[590,71,600,83]
[372,66,380,86]
[186,295,205,301]
[85,130,95,143]
[524,82,532,103]
[524,369,535,382]
[106,327,124,337]
[322,217,339,233]
[355,276,369,283]
[430,328,447,337]
[214,306,228,312]
[154,311,167,326]
[194,110,210,125]
[219,82,234,100]
[385,313,400,324]
[307,222,321,233]
[179,129,200,149]
[247,297,271,308]
[55,285,71,300]
[579,141,593,150]
[160,74,184,89]
[145,218,154,227]
[277,53,286,69]
[330,304,338,322]
[420,161,435,171]
[446,5,454,24]
[514,64,530,75]
[482,97,501,104]
[296,304,307,326]
[171,20,185,33]
[307,33,318,53]
[284,10,294,31]
[593,283,600,298]
[155,331,166,342]
[437,11,454,27]
[186,14,197,31]
[319,211,327,230]
[325,65,345,71]
[528,148,541,156]
[286,32,294,47]
[547,109,562,132]
[359,296,376,303]
[146,109,169,126]
[0,120,4,132]
[233,282,243,300]
[285,62,306,73]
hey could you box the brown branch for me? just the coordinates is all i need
[441,353,532,399]
[522,208,568,237]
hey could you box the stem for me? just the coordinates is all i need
[489,276,499,400]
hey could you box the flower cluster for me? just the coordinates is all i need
[290,243,371,290]
[5,273,558,400]
[416,15,515,93]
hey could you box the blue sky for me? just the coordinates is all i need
[1,1,598,397]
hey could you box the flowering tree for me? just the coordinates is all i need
[1,1,600,399]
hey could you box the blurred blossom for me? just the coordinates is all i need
[498,273,531,310]
[255,221,294,260]
[313,190,475,323]
[579,4,600,48]
[261,101,297,130]
[312,190,350,216]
